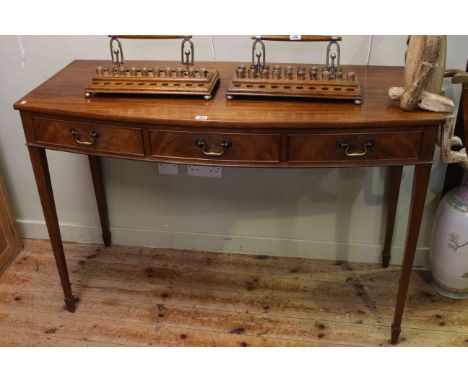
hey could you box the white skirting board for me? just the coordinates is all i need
[17,219,430,267]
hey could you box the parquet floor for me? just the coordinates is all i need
[0,239,466,346]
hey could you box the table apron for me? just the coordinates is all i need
[24,114,439,168]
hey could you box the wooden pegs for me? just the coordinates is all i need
[199,68,208,78]
[272,66,282,79]
[176,68,184,78]
[297,66,306,80]
[236,66,246,79]
[261,68,270,79]
[309,66,318,80]
[347,72,356,81]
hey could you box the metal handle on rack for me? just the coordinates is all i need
[70,128,99,146]
[249,35,343,75]
[109,35,191,39]
[108,35,194,69]
[251,35,342,42]
[339,140,374,157]
[196,138,232,157]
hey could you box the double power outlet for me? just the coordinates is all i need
[157,163,222,178]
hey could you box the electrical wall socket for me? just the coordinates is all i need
[157,163,179,175]
[187,165,222,178]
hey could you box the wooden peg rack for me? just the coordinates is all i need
[226,35,362,104]
[84,35,220,100]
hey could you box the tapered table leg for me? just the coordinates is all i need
[391,164,432,344]
[28,146,78,312]
[381,166,403,268]
[88,156,111,247]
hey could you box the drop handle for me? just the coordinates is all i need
[339,139,374,157]
[195,138,232,157]
[70,128,99,146]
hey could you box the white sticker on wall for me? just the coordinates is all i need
[195,115,208,120]
[289,35,301,41]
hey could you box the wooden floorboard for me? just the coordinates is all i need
[0,239,466,346]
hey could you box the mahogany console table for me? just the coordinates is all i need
[14,60,447,344]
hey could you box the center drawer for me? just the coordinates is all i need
[150,130,280,163]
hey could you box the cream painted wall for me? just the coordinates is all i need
[0,35,467,266]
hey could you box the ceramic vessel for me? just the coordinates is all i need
[431,164,468,299]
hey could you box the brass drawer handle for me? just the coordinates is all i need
[196,138,232,157]
[70,128,99,146]
[339,139,374,157]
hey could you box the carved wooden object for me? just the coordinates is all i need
[439,69,468,166]
[389,36,453,112]
[442,62,468,195]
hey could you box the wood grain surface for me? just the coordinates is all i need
[14,60,447,129]
[0,175,22,274]
[0,240,466,347]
